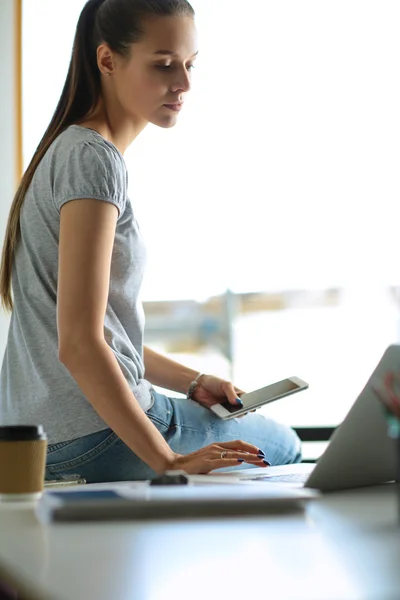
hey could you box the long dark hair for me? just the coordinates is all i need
[0,0,195,313]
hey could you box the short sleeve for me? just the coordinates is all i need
[52,140,127,218]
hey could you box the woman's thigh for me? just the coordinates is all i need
[45,391,301,483]
[45,392,174,483]
[166,394,302,469]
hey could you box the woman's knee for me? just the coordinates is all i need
[288,426,302,463]
[252,417,302,466]
[275,422,302,464]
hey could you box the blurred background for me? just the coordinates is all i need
[1,0,400,459]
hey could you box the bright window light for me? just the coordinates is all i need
[22,1,400,432]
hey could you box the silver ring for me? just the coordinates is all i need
[221,450,228,459]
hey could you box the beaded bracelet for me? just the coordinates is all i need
[187,372,204,400]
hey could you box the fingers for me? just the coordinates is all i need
[216,439,264,456]
[217,449,269,465]
[234,386,246,396]
[222,381,245,407]
[210,447,270,472]
[236,410,257,418]
[196,449,269,473]
[174,442,270,475]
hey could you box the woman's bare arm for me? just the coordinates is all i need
[57,199,175,473]
[143,346,200,394]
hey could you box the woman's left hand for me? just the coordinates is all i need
[192,374,245,409]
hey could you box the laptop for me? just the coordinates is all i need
[227,344,399,491]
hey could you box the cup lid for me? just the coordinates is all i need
[0,425,46,441]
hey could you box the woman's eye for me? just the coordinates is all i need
[155,64,196,72]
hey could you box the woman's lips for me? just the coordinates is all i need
[163,103,183,112]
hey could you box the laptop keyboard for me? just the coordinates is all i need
[247,472,309,484]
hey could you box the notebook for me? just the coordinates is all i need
[36,480,318,523]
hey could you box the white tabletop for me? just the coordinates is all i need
[0,483,400,600]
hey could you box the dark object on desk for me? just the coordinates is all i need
[150,473,189,486]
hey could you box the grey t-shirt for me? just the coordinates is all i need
[0,125,153,444]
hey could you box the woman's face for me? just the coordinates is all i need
[110,16,198,129]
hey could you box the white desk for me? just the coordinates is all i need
[0,484,400,600]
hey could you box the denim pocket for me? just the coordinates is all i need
[47,439,75,454]
[146,390,174,434]
[46,428,117,473]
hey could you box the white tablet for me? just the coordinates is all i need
[210,376,309,420]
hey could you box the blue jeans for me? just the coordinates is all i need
[46,391,302,483]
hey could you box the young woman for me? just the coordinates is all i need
[0,0,301,483]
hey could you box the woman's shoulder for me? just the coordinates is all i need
[51,124,124,166]
[47,125,128,214]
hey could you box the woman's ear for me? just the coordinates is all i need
[97,43,115,76]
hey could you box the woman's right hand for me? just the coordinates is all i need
[167,440,270,475]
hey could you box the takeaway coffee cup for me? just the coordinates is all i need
[0,425,47,501]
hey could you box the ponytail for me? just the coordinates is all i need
[0,0,195,313]
[0,0,106,313]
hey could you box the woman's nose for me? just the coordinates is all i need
[171,69,191,94]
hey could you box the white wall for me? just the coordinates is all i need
[0,0,16,362]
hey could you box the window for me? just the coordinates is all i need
[23,0,400,433]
